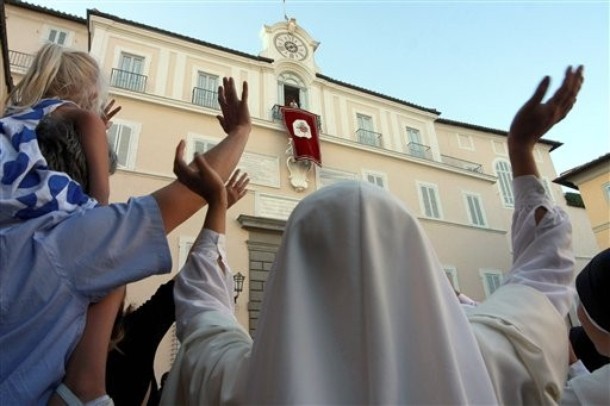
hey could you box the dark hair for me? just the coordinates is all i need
[36,114,118,194]
[109,302,134,354]
[570,326,610,372]
[576,248,610,333]
[36,115,90,191]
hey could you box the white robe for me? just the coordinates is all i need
[468,284,569,404]
[162,176,574,405]
[562,363,610,404]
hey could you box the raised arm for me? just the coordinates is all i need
[152,78,251,234]
[171,156,251,322]
[173,140,227,235]
[508,65,584,179]
[504,66,584,315]
[55,107,111,205]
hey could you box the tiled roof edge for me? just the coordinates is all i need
[436,117,562,150]
[316,73,440,115]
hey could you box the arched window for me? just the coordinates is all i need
[278,72,308,109]
[494,159,514,206]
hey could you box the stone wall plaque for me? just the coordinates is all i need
[255,193,300,220]
[238,152,280,188]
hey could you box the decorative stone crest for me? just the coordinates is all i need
[286,156,311,192]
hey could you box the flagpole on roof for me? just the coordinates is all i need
[283,0,289,20]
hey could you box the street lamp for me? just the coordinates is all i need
[233,272,245,303]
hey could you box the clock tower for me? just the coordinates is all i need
[260,18,320,73]
[273,31,308,61]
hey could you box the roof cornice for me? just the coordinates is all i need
[316,73,440,115]
[436,117,562,151]
[87,9,274,64]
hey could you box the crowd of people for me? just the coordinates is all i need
[0,42,607,406]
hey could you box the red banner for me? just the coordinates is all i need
[281,107,322,166]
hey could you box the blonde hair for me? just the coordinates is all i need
[7,43,106,114]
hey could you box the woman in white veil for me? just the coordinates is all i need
[245,180,497,404]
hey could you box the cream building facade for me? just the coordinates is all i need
[4,0,600,378]
[556,153,610,250]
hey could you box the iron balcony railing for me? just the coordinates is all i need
[110,68,147,93]
[192,87,220,110]
[9,50,34,70]
[405,142,433,160]
[272,104,322,131]
[441,154,483,173]
[356,128,383,148]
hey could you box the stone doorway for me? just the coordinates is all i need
[238,215,285,336]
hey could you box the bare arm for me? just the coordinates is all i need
[173,140,227,234]
[502,67,583,315]
[508,66,583,223]
[152,77,251,234]
[57,107,111,205]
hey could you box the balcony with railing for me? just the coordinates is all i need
[272,104,322,130]
[110,68,147,93]
[192,87,220,110]
[405,142,433,160]
[9,50,34,70]
[441,154,483,173]
[356,128,383,148]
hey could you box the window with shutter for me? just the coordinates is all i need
[362,170,387,189]
[494,160,514,207]
[406,127,426,158]
[356,114,380,146]
[418,183,442,219]
[480,270,503,297]
[193,72,220,109]
[464,193,487,227]
[186,136,219,161]
[48,28,69,45]
[107,123,138,169]
[113,53,146,92]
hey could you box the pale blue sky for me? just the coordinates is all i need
[31,0,609,176]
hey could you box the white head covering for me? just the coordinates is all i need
[246,181,497,404]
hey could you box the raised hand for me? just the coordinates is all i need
[173,140,227,207]
[101,99,122,130]
[508,66,584,179]
[216,77,251,136]
[226,169,250,208]
[509,66,584,150]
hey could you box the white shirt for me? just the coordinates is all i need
[503,175,575,316]
[562,359,610,404]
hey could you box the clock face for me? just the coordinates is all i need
[274,33,308,61]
